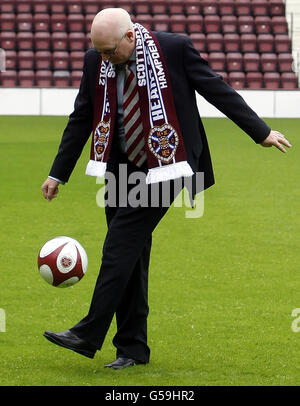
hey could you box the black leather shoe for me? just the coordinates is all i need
[104,357,145,370]
[43,329,96,359]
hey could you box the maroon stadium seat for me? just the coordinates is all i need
[51,32,68,51]
[261,53,278,72]
[243,53,260,72]
[68,14,85,32]
[16,13,33,32]
[85,14,95,33]
[269,0,285,16]
[33,14,50,32]
[274,34,291,53]
[49,0,66,14]
[15,0,32,14]
[36,70,53,87]
[135,14,153,30]
[264,72,280,89]
[167,0,184,14]
[82,0,100,14]
[69,32,86,51]
[53,51,69,70]
[66,0,83,15]
[208,52,226,71]
[224,33,240,52]
[70,51,84,70]
[235,0,251,16]
[53,70,70,87]
[34,32,51,51]
[0,13,15,31]
[226,52,243,71]
[246,72,263,89]
[100,0,117,10]
[0,32,17,50]
[51,14,67,33]
[201,0,219,15]
[281,72,298,89]
[117,1,133,14]
[278,53,294,72]
[35,51,52,70]
[190,33,206,52]
[200,52,209,61]
[257,34,274,53]
[240,34,257,53]
[238,16,255,34]
[18,70,35,87]
[228,72,246,89]
[86,32,92,49]
[134,0,151,14]
[204,15,221,33]
[32,0,49,14]
[255,16,272,34]
[170,15,186,33]
[187,15,204,33]
[71,70,83,87]
[272,16,288,34]
[219,0,235,15]
[18,50,34,69]
[219,71,228,83]
[221,16,238,34]
[17,32,34,50]
[252,0,269,16]
[152,14,169,32]
[0,70,18,86]
[151,0,167,14]
[185,0,201,15]
[206,33,224,53]
[5,50,17,70]
[0,1,16,13]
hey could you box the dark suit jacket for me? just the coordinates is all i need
[49,31,271,196]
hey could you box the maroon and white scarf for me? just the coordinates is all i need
[86,23,193,184]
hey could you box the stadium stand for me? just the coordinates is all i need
[0,0,298,89]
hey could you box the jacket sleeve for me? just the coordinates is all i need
[182,37,270,144]
[49,50,96,183]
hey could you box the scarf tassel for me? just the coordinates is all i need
[85,160,107,177]
[145,161,193,185]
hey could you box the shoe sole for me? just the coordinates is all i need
[43,332,95,359]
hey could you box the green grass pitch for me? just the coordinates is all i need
[0,115,299,386]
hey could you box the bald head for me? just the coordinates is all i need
[91,8,134,49]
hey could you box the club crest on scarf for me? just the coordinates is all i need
[94,120,110,160]
[148,124,179,163]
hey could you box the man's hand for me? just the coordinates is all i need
[261,130,292,153]
[41,178,59,202]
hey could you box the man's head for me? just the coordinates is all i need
[91,8,135,64]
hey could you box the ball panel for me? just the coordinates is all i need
[56,242,77,273]
[57,276,80,288]
[39,264,54,285]
[38,236,68,258]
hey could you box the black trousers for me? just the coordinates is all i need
[71,151,182,363]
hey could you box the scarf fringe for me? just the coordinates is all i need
[85,160,107,177]
[145,161,194,185]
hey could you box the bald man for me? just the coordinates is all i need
[42,8,291,369]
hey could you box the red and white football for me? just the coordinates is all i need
[38,236,88,288]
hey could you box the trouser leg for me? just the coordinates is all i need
[70,203,169,360]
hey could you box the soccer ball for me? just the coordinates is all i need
[38,236,88,288]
